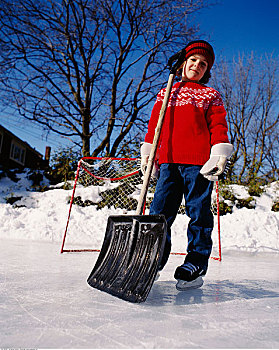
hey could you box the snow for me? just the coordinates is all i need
[0,169,279,348]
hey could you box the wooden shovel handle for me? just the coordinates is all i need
[136,73,175,215]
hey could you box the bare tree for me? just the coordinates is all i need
[0,0,210,156]
[212,53,279,183]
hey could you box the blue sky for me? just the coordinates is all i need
[198,0,279,59]
[1,0,278,157]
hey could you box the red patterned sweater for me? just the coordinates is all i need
[144,81,230,165]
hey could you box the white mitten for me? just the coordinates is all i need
[200,143,233,181]
[140,142,159,179]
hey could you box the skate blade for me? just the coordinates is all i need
[154,271,160,281]
[176,276,204,291]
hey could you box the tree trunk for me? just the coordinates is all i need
[82,110,91,157]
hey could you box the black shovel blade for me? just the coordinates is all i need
[87,214,167,303]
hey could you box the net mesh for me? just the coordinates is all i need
[61,157,221,259]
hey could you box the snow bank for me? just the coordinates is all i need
[0,169,278,254]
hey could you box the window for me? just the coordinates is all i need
[10,141,26,165]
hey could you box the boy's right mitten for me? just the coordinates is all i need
[140,142,159,179]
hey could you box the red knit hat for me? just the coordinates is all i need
[185,40,215,71]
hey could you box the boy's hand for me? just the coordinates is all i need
[200,143,233,181]
[140,142,159,179]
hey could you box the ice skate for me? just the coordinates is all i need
[174,261,206,291]
[176,276,204,291]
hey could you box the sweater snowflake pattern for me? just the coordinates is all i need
[144,81,230,165]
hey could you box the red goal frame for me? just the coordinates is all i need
[60,157,222,261]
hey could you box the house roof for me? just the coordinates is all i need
[0,123,43,158]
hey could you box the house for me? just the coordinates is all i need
[0,124,50,169]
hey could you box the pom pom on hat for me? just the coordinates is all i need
[185,40,215,71]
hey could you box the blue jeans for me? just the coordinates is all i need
[149,163,214,271]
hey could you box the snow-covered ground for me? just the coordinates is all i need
[0,169,278,254]
[0,169,279,348]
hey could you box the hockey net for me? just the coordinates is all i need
[61,157,221,260]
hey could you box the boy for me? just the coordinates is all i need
[141,40,233,290]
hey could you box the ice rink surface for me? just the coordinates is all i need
[1,239,278,349]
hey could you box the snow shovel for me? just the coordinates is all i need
[87,49,186,303]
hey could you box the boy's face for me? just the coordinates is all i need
[182,54,208,82]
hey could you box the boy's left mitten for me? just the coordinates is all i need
[200,143,233,181]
